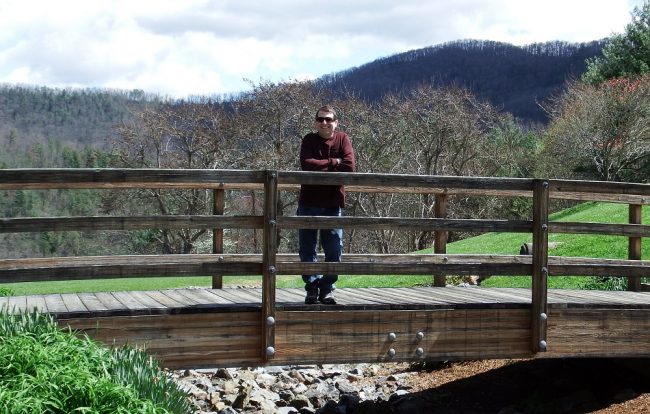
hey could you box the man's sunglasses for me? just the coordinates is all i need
[315,117,336,123]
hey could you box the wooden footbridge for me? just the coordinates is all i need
[0,169,649,369]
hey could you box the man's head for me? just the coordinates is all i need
[314,105,338,139]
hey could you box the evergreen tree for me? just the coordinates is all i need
[583,2,650,84]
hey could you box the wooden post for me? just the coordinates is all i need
[628,204,642,292]
[211,188,225,289]
[434,193,447,287]
[531,179,549,353]
[262,170,278,361]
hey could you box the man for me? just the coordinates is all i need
[298,105,356,304]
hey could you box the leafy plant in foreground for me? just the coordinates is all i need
[0,309,190,413]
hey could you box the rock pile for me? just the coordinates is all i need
[171,363,416,414]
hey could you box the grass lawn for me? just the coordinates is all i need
[1,202,646,295]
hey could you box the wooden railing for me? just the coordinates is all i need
[0,169,649,360]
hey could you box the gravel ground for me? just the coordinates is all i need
[183,358,650,413]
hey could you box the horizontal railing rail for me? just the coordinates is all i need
[0,168,648,359]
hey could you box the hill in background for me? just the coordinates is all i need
[319,39,605,124]
[0,39,605,147]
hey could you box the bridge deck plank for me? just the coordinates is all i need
[0,287,650,317]
[3,287,650,319]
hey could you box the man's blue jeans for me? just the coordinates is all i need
[297,205,342,295]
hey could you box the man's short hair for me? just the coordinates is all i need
[315,105,337,120]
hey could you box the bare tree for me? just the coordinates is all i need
[112,102,235,253]
[542,76,650,182]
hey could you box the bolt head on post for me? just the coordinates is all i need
[387,348,396,358]
[266,316,275,326]
[266,346,275,357]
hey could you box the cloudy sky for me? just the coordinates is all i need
[0,0,645,98]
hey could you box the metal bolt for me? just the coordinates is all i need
[543,181,549,188]
[541,224,548,231]
[416,331,425,340]
[266,346,275,356]
[541,267,548,276]
[388,332,397,341]
[415,347,424,357]
[539,340,547,351]
[270,172,277,178]
[269,219,276,226]
[268,266,276,274]
[540,312,547,321]
[387,348,396,358]
[266,316,276,326]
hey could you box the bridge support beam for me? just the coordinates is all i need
[262,170,278,361]
[531,179,549,353]
[434,193,447,287]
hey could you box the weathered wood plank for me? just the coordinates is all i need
[58,311,265,368]
[200,289,242,305]
[0,216,263,233]
[60,293,89,314]
[0,254,263,283]
[17,287,644,367]
[262,170,278,361]
[43,294,68,314]
[274,308,533,364]
[278,217,531,232]
[549,221,650,237]
[279,171,535,191]
[279,261,531,276]
[158,289,206,307]
[546,308,650,357]
[25,295,48,313]
[3,254,645,285]
[193,289,239,305]
[275,288,306,304]
[139,290,187,308]
[110,291,150,311]
[549,179,650,197]
[0,169,266,189]
[93,291,128,310]
[76,293,109,313]
[128,291,168,310]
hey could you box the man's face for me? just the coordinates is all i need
[314,110,338,139]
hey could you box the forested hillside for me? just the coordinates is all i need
[0,85,157,146]
[0,39,603,148]
[320,40,605,123]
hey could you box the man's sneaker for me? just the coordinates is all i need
[305,288,319,304]
[319,292,336,305]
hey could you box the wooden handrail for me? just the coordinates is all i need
[0,168,647,357]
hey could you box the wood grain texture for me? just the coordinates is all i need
[0,287,634,368]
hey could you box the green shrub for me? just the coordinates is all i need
[0,309,190,413]
[581,276,627,291]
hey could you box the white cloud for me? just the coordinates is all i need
[0,0,644,98]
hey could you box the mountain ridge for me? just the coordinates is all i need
[319,39,606,123]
